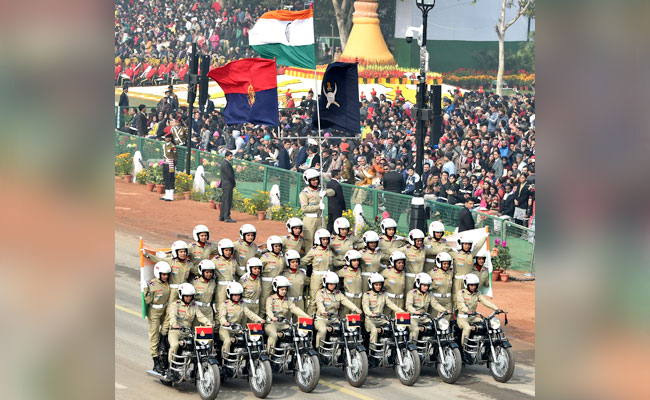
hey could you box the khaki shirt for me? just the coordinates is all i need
[283,234,305,256]
[455,289,498,315]
[234,239,261,276]
[213,256,238,283]
[381,268,406,298]
[362,290,404,316]
[330,235,362,258]
[423,237,454,271]
[397,245,435,277]
[378,234,406,254]
[171,125,186,146]
[240,274,261,303]
[429,268,454,297]
[359,248,389,276]
[302,246,343,272]
[299,187,323,216]
[337,266,363,296]
[188,241,219,270]
[449,236,487,277]
[191,276,217,307]
[406,289,446,315]
[163,142,177,164]
[261,252,284,278]
[169,300,211,328]
[144,278,170,307]
[144,254,191,287]
[266,294,309,320]
[315,289,361,317]
[471,265,490,293]
[283,269,308,299]
[218,299,264,325]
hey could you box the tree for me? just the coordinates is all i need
[331,0,354,49]
[495,0,534,95]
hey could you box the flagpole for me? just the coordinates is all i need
[313,67,326,228]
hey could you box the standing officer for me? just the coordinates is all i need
[398,229,437,295]
[428,252,454,321]
[144,261,171,374]
[455,274,502,347]
[424,221,454,273]
[264,276,310,353]
[234,224,261,278]
[283,218,305,256]
[450,235,487,297]
[378,218,406,254]
[213,239,239,303]
[260,236,285,316]
[191,259,218,325]
[471,249,491,293]
[299,169,334,248]
[282,250,308,314]
[302,229,345,314]
[143,240,192,303]
[381,251,407,317]
[240,257,263,323]
[161,130,177,201]
[359,231,389,280]
[170,118,186,147]
[330,217,363,262]
[363,273,405,345]
[188,225,219,274]
[220,151,237,223]
[218,282,265,358]
[337,250,364,317]
[326,169,346,233]
[405,273,447,341]
[314,271,362,347]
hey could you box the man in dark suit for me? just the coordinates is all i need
[277,140,291,170]
[381,163,406,219]
[118,86,129,130]
[220,151,236,223]
[458,198,476,232]
[326,169,346,233]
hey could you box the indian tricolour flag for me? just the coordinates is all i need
[248,8,316,69]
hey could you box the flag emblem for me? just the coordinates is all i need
[396,313,411,326]
[324,82,339,109]
[298,317,313,330]
[248,323,263,334]
[247,83,256,106]
[195,326,213,341]
[346,314,361,329]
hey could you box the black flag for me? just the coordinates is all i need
[312,62,360,134]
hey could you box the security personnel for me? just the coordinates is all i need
[363,273,405,344]
[240,257,262,323]
[188,225,219,273]
[234,224,262,277]
[282,250,308,313]
[424,221,454,273]
[378,218,406,254]
[218,282,265,357]
[337,250,364,317]
[161,130,177,201]
[428,252,454,321]
[330,217,363,261]
[283,218,305,256]
[143,240,192,303]
[314,271,362,347]
[398,229,437,295]
[299,168,334,248]
[406,273,447,341]
[455,273,502,346]
[450,235,487,297]
[264,276,310,353]
[472,249,491,293]
[381,251,407,317]
[144,261,171,374]
[359,231,389,280]
[302,229,345,314]
[191,259,218,325]
[213,239,239,303]
[167,283,212,377]
[260,236,285,316]
[170,118,186,146]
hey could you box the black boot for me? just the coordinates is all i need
[153,357,163,374]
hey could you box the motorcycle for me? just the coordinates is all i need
[412,311,462,384]
[268,316,321,393]
[316,313,368,387]
[146,326,221,400]
[220,322,273,398]
[454,310,515,383]
[366,313,420,386]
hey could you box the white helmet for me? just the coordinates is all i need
[178,282,196,299]
[333,217,350,235]
[226,281,244,299]
[380,218,397,235]
[272,275,291,292]
[217,238,234,256]
[198,259,216,275]
[239,224,257,241]
[322,270,339,288]
[428,221,445,237]
[171,240,189,258]
[474,249,489,262]
[314,229,330,247]
[435,252,453,269]
[463,273,480,289]
[344,249,362,267]
[266,235,283,252]
[153,261,171,279]
[389,250,407,267]
[362,230,380,247]
[302,168,320,186]
[367,272,384,290]
[285,249,301,266]
[192,224,210,241]
[286,217,303,233]
[407,229,425,245]
[458,236,473,247]
[246,257,263,275]
[414,272,433,289]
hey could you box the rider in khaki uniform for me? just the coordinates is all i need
[264,276,310,353]
[240,257,262,323]
[282,250,308,313]
[302,229,346,314]
[213,239,239,303]
[406,273,447,341]
[143,240,192,303]
[283,218,306,256]
[260,236,285,317]
[145,261,172,373]
[188,225,219,275]
[455,274,501,346]
[424,221,454,273]
[428,252,454,321]
[471,249,491,293]
[363,273,405,343]
[337,250,364,317]
[191,260,218,325]
[299,169,334,248]
[397,229,437,296]
[330,217,363,262]
[359,231,389,280]
[381,251,408,317]
[314,271,362,347]
[218,282,265,357]
[233,224,261,278]
[378,218,406,254]
[450,235,488,297]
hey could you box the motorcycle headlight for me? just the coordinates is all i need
[438,319,450,331]
[298,329,308,337]
[249,334,262,342]
[489,318,501,330]
[396,323,406,332]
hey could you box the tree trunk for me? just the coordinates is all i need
[497,32,505,96]
[332,0,351,49]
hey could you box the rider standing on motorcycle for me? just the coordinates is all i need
[424,221,454,273]
[378,218,406,254]
[283,218,306,256]
[429,252,454,321]
[168,283,212,377]
[302,229,346,314]
[338,250,364,317]
[240,257,263,324]
[362,273,405,344]
[330,217,363,261]
[406,273,447,341]
[455,273,502,347]
[359,231,389,280]
[264,276,310,353]
[191,260,218,325]
[397,229,438,296]
[218,282,265,357]
[381,251,408,317]
[314,271,362,347]
[143,240,192,303]
[234,224,261,278]
[450,235,487,297]
[145,261,172,374]
[214,239,240,304]
[299,168,334,248]
[471,249,491,293]
[260,236,285,317]
[188,225,219,273]
[282,250,308,313]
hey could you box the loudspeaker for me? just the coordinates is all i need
[198,55,210,110]
[431,85,442,145]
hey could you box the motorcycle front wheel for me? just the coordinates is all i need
[196,363,221,400]
[249,359,273,398]
[344,349,368,388]
[437,346,462,384]
[489,346,515,383]
[295,354,321,393]
[395,348,421,386]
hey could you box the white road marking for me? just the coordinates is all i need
[115,382,127,389]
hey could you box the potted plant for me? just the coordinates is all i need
[493,239,512,281]
[151,163,165,194]
[175,172,193,200]
[208,181,222,209]
[115,153,133,182]
[145,165,156,191]
[491,242,502,281]
[135,169,147,185]
[251,190,269,220]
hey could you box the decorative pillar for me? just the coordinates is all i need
[339,0,396,65]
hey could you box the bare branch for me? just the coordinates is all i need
[504,0,532,32]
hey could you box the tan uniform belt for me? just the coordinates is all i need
[455,274,466,279]
[313,270,329,275]
[169,284,180,288]
[405,273,418,278]
[288,296,303,301]
[425,258,436,263]
[195,301,211,307]
[433,293,452,298]
[361,272,374,277]
[345,291,362,298]
[387,293,404,299]
[305,213,318,218]
[151,303,167,309]
[217,281,230,285]
[457,313,469,318]
[261,277,274,282]
[243,299,260,304]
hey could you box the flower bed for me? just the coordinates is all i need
[283,65,442,85]
[441,68,535,90]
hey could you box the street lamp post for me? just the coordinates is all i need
[409,0,435,232]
